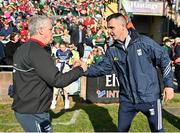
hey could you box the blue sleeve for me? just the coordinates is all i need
[86,51,114,77]
[144,37,174,88]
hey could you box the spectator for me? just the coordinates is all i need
[55,42,72,72]
[68,43,80,66]
[82,43,92,63]
[51,42,74,110]
[3,32,21,65]
[83,16,95,33]
[93,46,104,64]
[20,21,29,43]
[92,27,106,49]
[173,37,180,91]
[62,28,70,43]
[85,13,174,132]
[0,19,14,43]
[51,41,60,58]
[0,42,5,65]
[84,28,93,48]
[70,23,86,58]
[12,15,87,132]
[87,46,98,65]
[162,38,174,60]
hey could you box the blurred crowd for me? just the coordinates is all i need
[162,37,180,90]
[0,0,110,67]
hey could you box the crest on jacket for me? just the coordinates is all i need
[137,49,142,56]
[113,57,119,61]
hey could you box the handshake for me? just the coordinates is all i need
[73,59,88,72]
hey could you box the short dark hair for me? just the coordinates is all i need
[106,13,126,22]
[10,32,19,41]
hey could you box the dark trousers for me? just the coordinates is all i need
[118,100,164,132]
[77,43,84,58]
[15,111,52,132]
[175,64,180,90]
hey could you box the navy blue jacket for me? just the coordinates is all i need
[86,29,173,103]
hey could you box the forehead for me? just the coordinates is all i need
[47,21,52,26]
[107,18,119,28]
[45,21,52,28]
[60,44,66,47]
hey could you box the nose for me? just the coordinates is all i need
[107,29,112,36]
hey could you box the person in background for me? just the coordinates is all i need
[0,19,14,44]
[173,37,180,91]
[82,16,95,33]
[68,43,80,67]
[162,38,174,60]
[55,42,72,72]
[20,21,29,43]
[87,46,98,65]
[82,43,92,63]
[85,13,174,132]
[0,41,5,66]
[51,41,60,58]
[93,46,104,64]
[62,28,70,43]
[51,42,73,110]
[92,27,106,49]
[70,23,86,58]
[3,32,21,65]
[12,15,87,132]
[52,26,63,44]
[84,28,93,48]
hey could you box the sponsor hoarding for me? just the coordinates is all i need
[122,0,165,16]
[86,73,119,103]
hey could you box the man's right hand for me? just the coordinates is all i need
[80,60,88,72]
[73,60,87,72]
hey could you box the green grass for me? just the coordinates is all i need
[0,94,180,132]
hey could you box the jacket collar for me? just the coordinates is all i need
[113,28,140,49]
[28,38,46,47]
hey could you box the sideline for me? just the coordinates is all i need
[0,110,80,126]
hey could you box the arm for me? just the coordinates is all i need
[86,51,114,77]
[30,46,86,88]
[145,37,174,101]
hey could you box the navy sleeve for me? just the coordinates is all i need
[86,50,114,77]
[144,37,174,88]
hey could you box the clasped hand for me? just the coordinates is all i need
[73,59,88,72]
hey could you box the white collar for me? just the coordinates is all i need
[122,35,131,50]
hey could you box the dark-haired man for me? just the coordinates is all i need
[86,13,174,132]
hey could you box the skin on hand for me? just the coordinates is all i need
[73,59,87,72]
[73,60,81,68]
[80,60,88,72]
[163,87,174,102]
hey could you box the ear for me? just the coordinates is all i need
[39,27,44,35]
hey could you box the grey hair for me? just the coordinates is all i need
[28,15,52,36]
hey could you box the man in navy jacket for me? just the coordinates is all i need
[86,13,174,132]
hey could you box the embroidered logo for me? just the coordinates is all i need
[149,108,155,116]
[113,57,119,61]
[137,49,142,56]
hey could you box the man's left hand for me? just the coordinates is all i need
[163,87,174,102]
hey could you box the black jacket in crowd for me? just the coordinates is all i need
[4,41,22,65]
